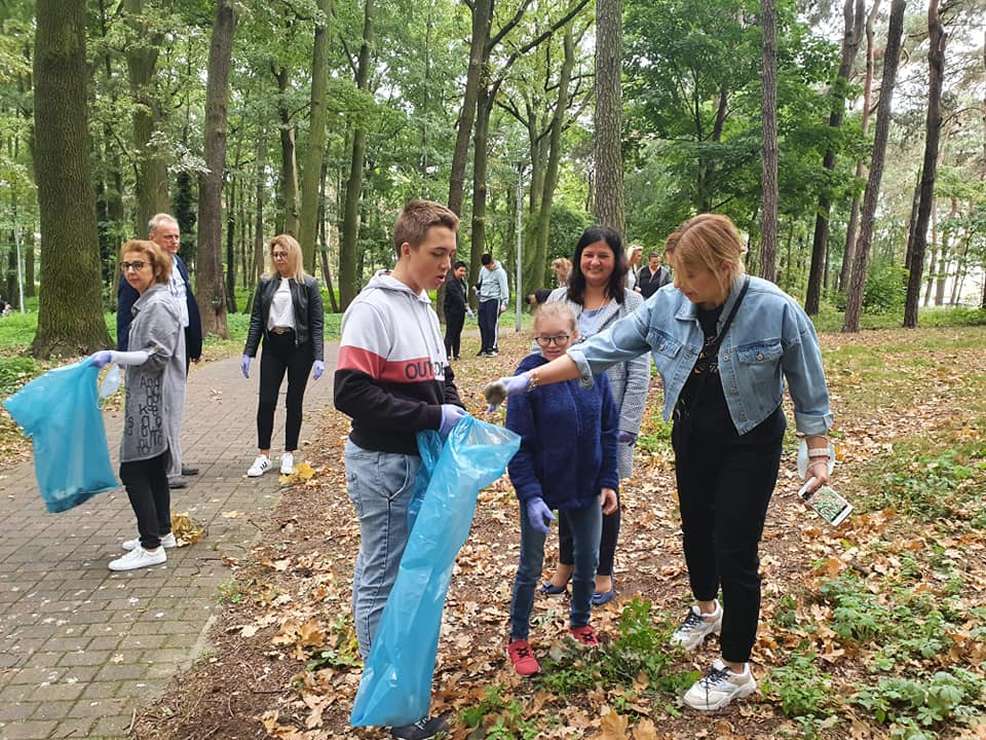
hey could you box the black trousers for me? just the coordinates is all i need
[444,310,465,359]
[258,331,314,451]
[120,451,171,550]
[558,490,620,577]
[478,300,499,353]
[671,405,785,663]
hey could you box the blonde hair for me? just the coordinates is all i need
[267,234,307,281]
[393,199,460,254]
[533,302,577,334]
[551,257,572,283]
[665,214,746,302]
[120,239,172,284]
[627,244,643,261]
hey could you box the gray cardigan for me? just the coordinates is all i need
[120,284,186,464]
[546,287,649,479]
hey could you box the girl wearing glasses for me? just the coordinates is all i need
[541,226,649,606]
[241,234,325,478]
[504,302,619,677]
[89,240,185,571]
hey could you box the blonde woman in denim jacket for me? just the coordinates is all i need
[486,214,834,713]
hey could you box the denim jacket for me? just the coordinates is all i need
[566,275,833,436]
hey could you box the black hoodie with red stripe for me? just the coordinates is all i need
[334,271,464,455]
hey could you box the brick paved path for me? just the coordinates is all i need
[0,347,337,739]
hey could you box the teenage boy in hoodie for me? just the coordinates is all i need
[334,199,468,740]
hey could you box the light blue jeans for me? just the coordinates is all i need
[509,502,601,641]
[344,439,422,658]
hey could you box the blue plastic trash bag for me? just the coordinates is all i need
[3,358,119,513]
[350,416,520,728]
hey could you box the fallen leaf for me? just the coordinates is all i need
[598,706,629,740]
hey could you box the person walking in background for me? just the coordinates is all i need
[551,257,572,287]
[476,253,509,357]
[485,213,834,712]
[626,244,643,292]
[117,213,202,490]
[91,240,185,571]
[637,250,672,299]
[541,226,649,606]
[443,260,469,360]
[505,302,618,677]
[241,234,325,478]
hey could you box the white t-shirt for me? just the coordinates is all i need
[267,278,295,330]
[169,266,190,328]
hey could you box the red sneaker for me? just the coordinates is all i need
[569,625,600,647]
[507,639,541,676]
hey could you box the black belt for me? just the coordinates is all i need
[270,326,294,335]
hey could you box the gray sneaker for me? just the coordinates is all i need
[670,602,722,651]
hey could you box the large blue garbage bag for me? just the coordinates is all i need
[3,358,119,513]
[350,416,520,728]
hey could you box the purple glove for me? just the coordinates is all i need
[483,371,532,412]
[525,497,556,535]
[313,360,325,380]
[89,351,113,368]
[439,404,468,437]
[617,431,637,446]
[241,354,251,379]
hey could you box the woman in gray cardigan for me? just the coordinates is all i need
[542,227,650,604]
[92,240,185,572]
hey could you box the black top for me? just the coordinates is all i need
[637,266,671,299]
[444,276,467,315]
[678,305,734,433]
[244,275,325,361]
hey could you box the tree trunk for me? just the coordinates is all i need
[903,0,945,327]
[805,0,863,314]
[274,65,299,236]
[531,28,575,294]
[298,0,333,273]
[903,166,922,271]
[125,0,171,233]
[225,174,238,313]
[843,0,906,333]
[30,0,112,357]
[317,158,339,313]
[448,0,492,216]
[593,0,624,234]
[195,0,236,339]
[840,0,881,293]
[758,0,779,283]
[924,203,938,306]
[338,0,375,310]
[24,228,35,297]
[469,82,497,298]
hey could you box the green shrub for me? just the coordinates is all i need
[852,669,986,733]
[0,355,40,396]
[762,652,835,719]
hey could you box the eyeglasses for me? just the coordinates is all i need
[120,261,148,272]
[534,334,570,347]
[272,252,288,260]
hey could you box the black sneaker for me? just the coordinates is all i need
[390,715,448,739]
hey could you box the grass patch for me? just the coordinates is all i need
[812,305,986,333]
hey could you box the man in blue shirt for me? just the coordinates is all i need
[117,213,202,489]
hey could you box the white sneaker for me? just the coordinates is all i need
[247,455,271,477]
[280,452,294,475]
[670,601,723,651]
[122,532,177,551]
[108,546,167,572]
[683,659,757,711]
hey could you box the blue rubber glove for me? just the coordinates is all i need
[241,354,251,379]
[313,360,325,380]
[526,497,556,535]
[483,371,532,412]
[439,404,468,437]
[89,351,113,368]
[617,431,637,446]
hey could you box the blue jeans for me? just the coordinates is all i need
[509,502,601,641]
[344,439,422,658]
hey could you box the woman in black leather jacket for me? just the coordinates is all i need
[241,234,325,477]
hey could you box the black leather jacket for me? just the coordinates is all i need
[244,274,324,361]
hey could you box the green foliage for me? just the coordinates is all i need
[0,355,39,396]
[852,669,986,735]
[306,614,361,671]
[762,652,835,719]
[459,685,540,739]
[832,260,907,314]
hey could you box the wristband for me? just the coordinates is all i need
[527,370,540,392]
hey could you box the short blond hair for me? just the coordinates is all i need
[120,239,172,285]
[393,199,460,254]
[666,214,746,302]
[533,301,577,334]
[267,234,307,281]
